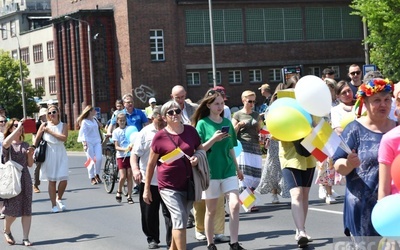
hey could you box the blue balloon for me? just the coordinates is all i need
[125,126,138,141]
[371,194,400,237]
[268,97,312,125]
[234,140,243,157]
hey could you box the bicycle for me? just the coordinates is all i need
[102,142,128,195]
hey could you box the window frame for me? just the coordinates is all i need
[249,69,262,83]
[187,72,201,86]
[47,41,54,60]
[268,68,282,82]
[48,76,57,95]
[150,29,165,62]
[33,44,43,63]
[207,71,222,85]
[228,70,242,84]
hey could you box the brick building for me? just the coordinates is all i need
[51,0,364,129]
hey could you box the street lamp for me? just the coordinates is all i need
[208,0,217,88]
[0,27,27,118]
[65,15,95,107]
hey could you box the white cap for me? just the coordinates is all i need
[149,97,157,104]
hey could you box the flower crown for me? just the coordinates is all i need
[356,78,394,99]
[355,78,394,118]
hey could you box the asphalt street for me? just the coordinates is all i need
[0,152,348,250]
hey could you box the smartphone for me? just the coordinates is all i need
[221,126,230,133]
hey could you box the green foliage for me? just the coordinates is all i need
[0,50,44,118]
[24,130,83,152]
[351,0,400,81]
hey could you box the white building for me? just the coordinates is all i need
[0,0,57,109]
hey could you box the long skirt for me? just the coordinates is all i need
[237,141,262,190]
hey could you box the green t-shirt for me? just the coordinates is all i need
[196,117,237,179]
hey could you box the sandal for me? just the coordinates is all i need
[4,231,15,245]
[116,191,122,203]
[127,197,134,204]
[23,239,32,246]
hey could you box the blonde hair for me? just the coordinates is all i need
[76,105,94,129]
[241,90,256,100]
[46,105,61,121]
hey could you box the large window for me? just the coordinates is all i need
[305,7,362,40]
[308,67,320,77]
[187,72,200,85]
[186,9,243,45]
[208,71,221,85]
[33,44,43,63]
[10,21,16,37]
[229,70,242,84]
[11,50,17,60]
[35,77,45,92]
[49,76,57,95]
[47,41,54,60]
[329,66,340,79]
[20,47,30,64]
[268,68,282,82]
[249,69,262,83]
[246,8,303,42]
[1,23,7,39]
[150,30,164,61]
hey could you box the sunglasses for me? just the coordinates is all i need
[247,100,256,104]
[48,110,57,115]
[207,89,226,96]
[13,123,18,128]
[166,108,182,116]
[0,120,5,123]
[349,71,361,76]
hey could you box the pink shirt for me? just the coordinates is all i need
[378,126,400,195]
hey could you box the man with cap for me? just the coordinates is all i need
[213,86,231,121]
[145,97,157,119]
[322,68,336,80]
[32,107,48,193]
[258,83,272,115]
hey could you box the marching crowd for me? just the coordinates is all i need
[1,64,400,249]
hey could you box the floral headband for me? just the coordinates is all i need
[355,78,394,117]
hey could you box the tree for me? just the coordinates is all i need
[351,0,400,81]
[0,50,44,118]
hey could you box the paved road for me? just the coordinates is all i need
[1,152,348,250]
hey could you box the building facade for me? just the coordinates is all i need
[51,0,365,129]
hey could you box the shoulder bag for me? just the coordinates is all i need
[0,149,24,199]
[34,122,47,163]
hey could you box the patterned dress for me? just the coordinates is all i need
[332,121,382,237]
[2,142,32,217]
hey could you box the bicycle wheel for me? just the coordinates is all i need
[103,157,116,193]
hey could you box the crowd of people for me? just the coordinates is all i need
[2,65,400,249]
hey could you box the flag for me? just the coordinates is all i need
[84,157,95,168]
[301,119,341,162]
[239,187,257,212]
[159,147,186,165]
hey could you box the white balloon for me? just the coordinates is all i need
[294,75,332,117]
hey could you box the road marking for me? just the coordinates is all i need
[309,207,343,215]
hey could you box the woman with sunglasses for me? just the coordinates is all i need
[192,91,245,250]
[77,105,103,185]
[0,114,6,220]
[143,100,202,250]
[2,118,35,246]
[231,90,262,212]
[35,105,69,213]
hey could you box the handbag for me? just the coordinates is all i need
[0,150,24,199]
[34,123,47,163]
[292,138,311,157]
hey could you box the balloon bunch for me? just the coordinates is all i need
[265,75,332,142]
[371,155,400,237]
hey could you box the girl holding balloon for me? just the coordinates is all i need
[112,113,134,204]
[77,105,104,185]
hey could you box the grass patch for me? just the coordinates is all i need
[25,130,83,152]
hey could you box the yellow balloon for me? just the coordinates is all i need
[265,106,312,142]
[340,113,356,129]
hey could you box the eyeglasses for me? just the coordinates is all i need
[247,100,256,104]
[349,71,361,76]
[48,110,57,115]
[166,108,182,116]
[0,120,5,123]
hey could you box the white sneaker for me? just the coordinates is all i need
[271,194,280,204]
[331,190,341,198]
[326,195,337,204]
[51,206,59,213]
[56,199,66,211]
[195,231,206,241]
[318,185,326,200]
